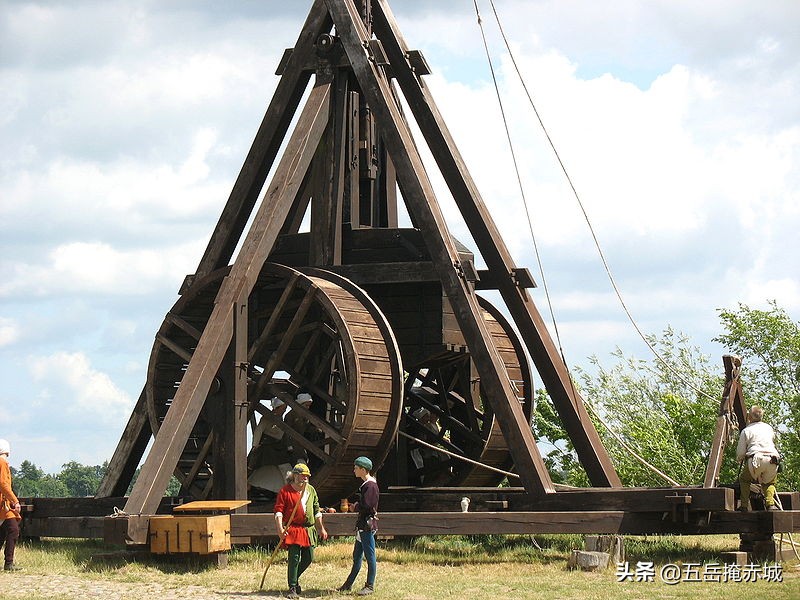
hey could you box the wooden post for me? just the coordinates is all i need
[703,355,743,488]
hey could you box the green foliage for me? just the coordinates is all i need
[57,461,107,497]
[10,461,69,497]
[714,300,800,491]
[532,388,589,486]
[11,461,107,497]
[576,328,728,487]
[12,460,183,499]
[534,302,799,492]
[534,328,733,487]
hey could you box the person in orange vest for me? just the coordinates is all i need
[0,439,22,571]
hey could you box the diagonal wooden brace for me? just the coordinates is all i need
[124,82,332,515]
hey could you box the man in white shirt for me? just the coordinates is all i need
[736,405,780,511]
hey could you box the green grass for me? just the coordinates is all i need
[5,534,800,600]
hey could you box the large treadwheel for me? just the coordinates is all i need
[388,297,533,487]
[146,263,403,503]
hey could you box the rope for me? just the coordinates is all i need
[481,0,718,406]
[473,0,694,486]
[471,0,579,414]
[397,430,521,479]
[583,400,683,487]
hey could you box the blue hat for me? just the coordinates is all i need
[354,456,373,471]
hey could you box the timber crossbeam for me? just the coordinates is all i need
[94,509,799,546]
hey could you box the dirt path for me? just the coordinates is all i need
[3,574,287,600]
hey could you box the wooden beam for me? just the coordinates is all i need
[232,292,249,502]
[190,0,332,284]
[95,389,152,498]
[230,509,798,537]
[704,355,742,488]
[23,507,798,542]
[124,81,332,516]
[310,69,346,265]
[326,0,554,496]
[372,0,619,488]
[381,486,735,513]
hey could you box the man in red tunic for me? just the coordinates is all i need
[273,463,328,598]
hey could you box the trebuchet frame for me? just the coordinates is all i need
[105,0,621,516]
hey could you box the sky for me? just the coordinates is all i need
[1,0,798,474]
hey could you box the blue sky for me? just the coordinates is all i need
[1,0,798,473]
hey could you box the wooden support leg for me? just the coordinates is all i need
[124,82,332,515]
[96,389,152,498]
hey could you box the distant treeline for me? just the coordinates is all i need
[10,460,180,498]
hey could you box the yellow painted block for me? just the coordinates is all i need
[149,515,231,554]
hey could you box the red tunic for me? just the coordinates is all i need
[274,484,311,547]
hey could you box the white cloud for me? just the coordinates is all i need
[28,351,133,422]
[0,239,202,298]
[0,318,20,347]
[1,0,799,471]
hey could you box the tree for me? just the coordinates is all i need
[127,467,182,497]
[715,300,800,492]
[534,328,732,487]
[11,461,69,498]
[57,461,107,497]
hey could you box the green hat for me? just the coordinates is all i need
[354,456,373,471]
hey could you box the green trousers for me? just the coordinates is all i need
[740,466,776,509]
[287,544,314,587]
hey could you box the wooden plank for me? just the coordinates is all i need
[232,292,249,502]
[24,516,106,539]
[327,0,553,496]
[174,500,250,512]
[21,497,181,519]
[327,262,439,284]
[191,0,332,283]
[372,0,620,488]
[155,333,193,363]
[21,507,793,542]
[124,82,332,516]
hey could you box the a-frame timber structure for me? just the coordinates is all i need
[20,0,800,557]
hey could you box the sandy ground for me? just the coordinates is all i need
[1,573,295,600]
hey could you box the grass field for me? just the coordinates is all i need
[4,534,800,600]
